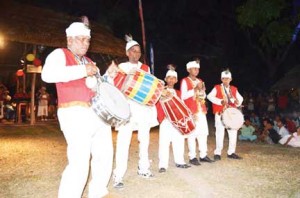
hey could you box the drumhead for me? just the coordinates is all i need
[221,107,244,130]
[99,82,130,120]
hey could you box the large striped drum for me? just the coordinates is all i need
[160,95,196,135]
[120,69,164,106]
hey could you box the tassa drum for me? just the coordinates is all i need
[159,95,195,135]
[221,107,244,130]
[91,81,130,127]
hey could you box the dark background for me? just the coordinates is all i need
[6,0,300,92]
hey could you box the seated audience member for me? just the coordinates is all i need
[292,111,300,128]
[279,127,300,147]
[250,112,261,129]
[276,119,290,138]
[239,117,257,142]
[259,119,281,144]
[285,116,296,134]
[273,114,282,133]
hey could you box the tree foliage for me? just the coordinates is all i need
[237,0,293,48]
[236,0,297,81]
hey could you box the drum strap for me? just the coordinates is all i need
[222,84,234,106]
[67,48,89,65]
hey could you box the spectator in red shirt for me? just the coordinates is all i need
[277,91,288,111]
[285,116,296,134]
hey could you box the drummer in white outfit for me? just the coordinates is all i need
[42,20,113,198]
[207,70,243,161]
[106,36,158,188]
[180,60,214,166]
[157,68,191,173]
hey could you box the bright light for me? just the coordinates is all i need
[0,34,5,49]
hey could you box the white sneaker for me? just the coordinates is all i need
[137,170,154,178]
[113,176,124,189]
[113,180,124,188]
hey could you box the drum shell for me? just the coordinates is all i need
[91,82,130,127]
[121,69,164,106]
[114,71,126,90]
[160,95,195,135]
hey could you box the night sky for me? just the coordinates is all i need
[11,0,300,92]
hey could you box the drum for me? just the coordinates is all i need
[221,107,244,130]
[122,69,164,106]
[160,95,195,135]
[91,82,130,127]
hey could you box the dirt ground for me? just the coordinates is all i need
[0,120,300,198]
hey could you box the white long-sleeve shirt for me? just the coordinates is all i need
[42,48,87,83]
[278,126,290,138]
[207,84,243,107]
[180,77,207,100]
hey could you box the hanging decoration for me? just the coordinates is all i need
[16,69,24,77]
[33,58,42,67]
[26,54,35,61]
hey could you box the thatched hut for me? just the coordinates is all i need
[0,1,126,124]
[0,0,126,83]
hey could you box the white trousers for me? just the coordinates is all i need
[158,119,186,168]
[113,122,151,180]
[214,114,237,155]
[57,106,113,198]
[187,112,209,159]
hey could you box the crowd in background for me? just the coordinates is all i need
[237,89,300,147]
[1,81,300,148]
[0,82,57,122]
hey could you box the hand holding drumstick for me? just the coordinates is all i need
[86,62,98,76]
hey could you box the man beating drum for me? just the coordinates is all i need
[42,18,113,198]
[207,69,244,161]
[105,35,158,188]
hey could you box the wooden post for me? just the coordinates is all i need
[30,73,36,125]
[30,46,37,125]
[23,73,26,93]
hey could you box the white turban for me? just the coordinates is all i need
[186,61,200,69]
[221,70,232,79]
[165,70,177,78]
[126,40,139,51]
[66,22,91,37]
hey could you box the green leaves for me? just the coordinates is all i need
[260,21,293,47]
[237,0,294,48]
[237,0,286,28]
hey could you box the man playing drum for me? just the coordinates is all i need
[180,60,214,166]
[106,35,158,188]
[207,69,244,160]
[156,66,191,173]
[42,18,113,198]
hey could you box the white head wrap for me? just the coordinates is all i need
[186,61,200,69]
[221,70,232,79]
[126,40,139,51]
[125,34,140,51]
[66,22,91,37]
[165,70,177,78]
